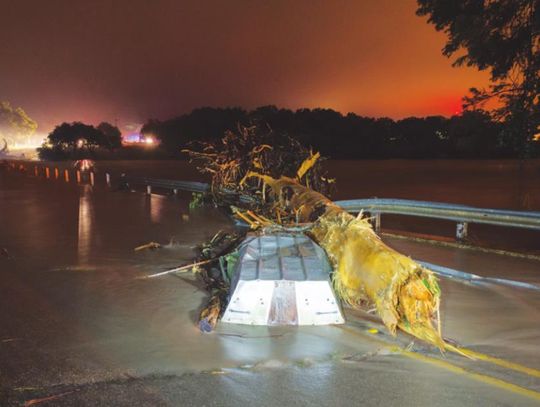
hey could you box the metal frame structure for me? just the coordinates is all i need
[222,232,345,326]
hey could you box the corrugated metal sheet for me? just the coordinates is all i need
[222,233,344,326]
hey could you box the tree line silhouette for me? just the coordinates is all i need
[37,106,539,160]
[141,106,539,159]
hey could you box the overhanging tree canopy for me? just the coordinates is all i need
[417,0,540,155]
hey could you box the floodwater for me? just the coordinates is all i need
[42,158,540,252]
[1,163,540,406]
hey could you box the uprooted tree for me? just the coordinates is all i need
[182,124,463,353]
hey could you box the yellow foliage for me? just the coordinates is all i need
[296,151,320,180]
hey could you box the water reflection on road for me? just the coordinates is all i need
[77,185,94,264]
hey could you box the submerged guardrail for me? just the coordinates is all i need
[126,174,540,241]
[4,160,540,242]
[123,176,210,194]
[334,198,540,240]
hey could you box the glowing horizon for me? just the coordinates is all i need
[0,0,491,134]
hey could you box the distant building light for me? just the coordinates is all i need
[123,133,142,143]
[121,133,158,146]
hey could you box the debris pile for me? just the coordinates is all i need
[168,125,445,349]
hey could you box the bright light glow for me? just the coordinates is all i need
[8,134,47,150]
[74,159,94,172]
[121,133,157,146]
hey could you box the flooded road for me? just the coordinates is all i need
[1,166,539,406]
[38,158,540,252]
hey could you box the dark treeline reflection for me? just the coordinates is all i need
[141,106,538,159]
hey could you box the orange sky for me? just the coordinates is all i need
[0,0,491,133]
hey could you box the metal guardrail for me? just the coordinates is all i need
[123,175,261,204]
[124,174,540,240]
[334,198,540,240]
[124,176,210,194]
[5,161,540,241]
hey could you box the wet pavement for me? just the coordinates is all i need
[1,166,539,406]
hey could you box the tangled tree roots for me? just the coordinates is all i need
[183,124,334,212]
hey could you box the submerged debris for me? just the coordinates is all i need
[145,259,215,279]
[195,231,242,332]
[24,391,76,406]
[134,242,162,252]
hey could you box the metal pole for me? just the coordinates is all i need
[76,170,81,183]
[105,173,111,187]
[64,169,70,182]
[146,185,152,195]
[456,222,468,242]
[90,171,95,186]
[374,212,381,232]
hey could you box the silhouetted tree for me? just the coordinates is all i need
[38,122,108,160]
[145,107,247,155]
[97,122,122,149]
[417,0,540,156]
[0,101,37,146]
[394,116,448,158]
[140,119,161,137]
[447,110,504,157]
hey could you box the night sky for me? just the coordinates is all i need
[1,0,490,134]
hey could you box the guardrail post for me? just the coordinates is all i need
[374,212,381,232]
[456,222,468,242]
[146,185,152,195]
[64,169,70,182]
[45,167,50,179]
[34,166,38,177]
[76,170,81,183]
[54,168,59,179]
[369,212,381,232]
[105,173,111,187]
[90,171,95,186]
[173,188,178,195]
